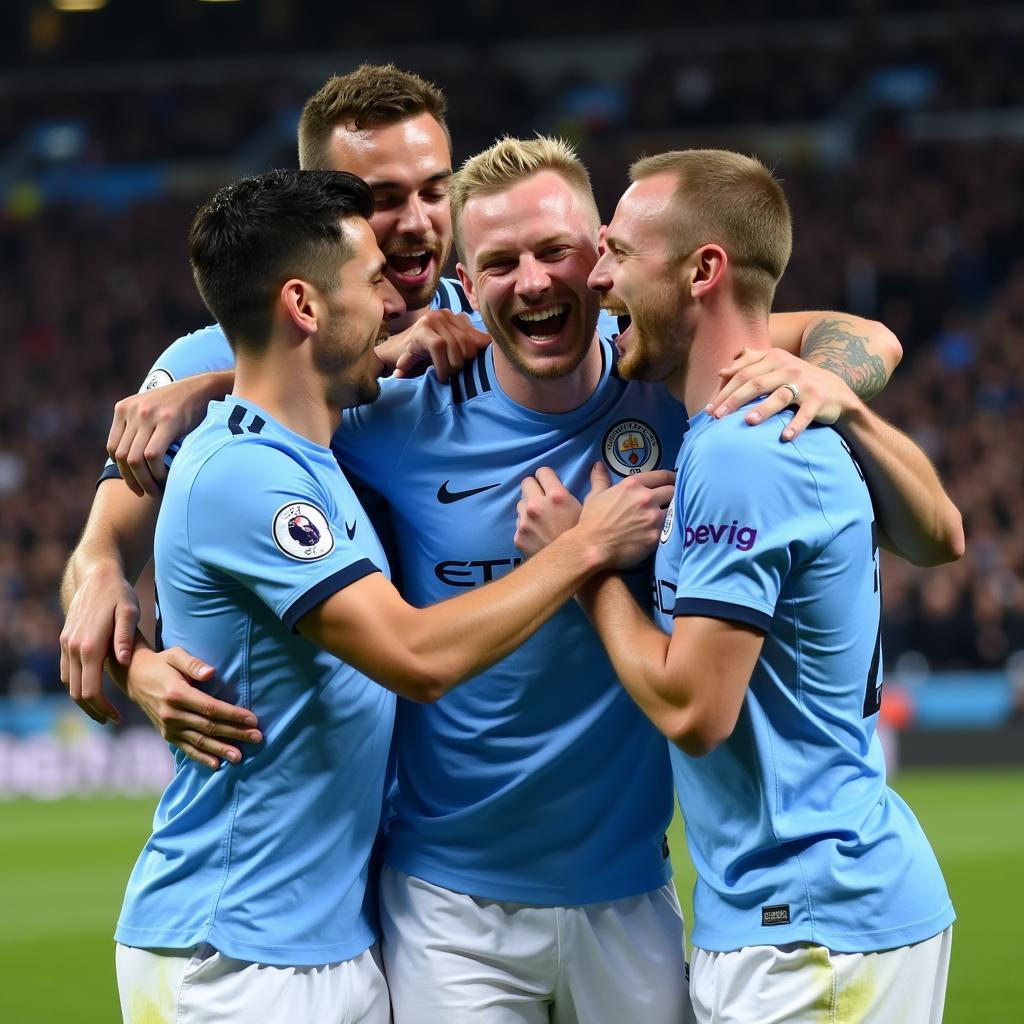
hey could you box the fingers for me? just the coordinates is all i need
[741,387,793,427]
[534,467,567,496]
[112,600,141,666]
[520,475,544,502]
[779,402,817,442]
[82,692,121,725]
[172,730,244,771]
[589,461,611,494]
[121,427,162,498]
[630,469,676,490]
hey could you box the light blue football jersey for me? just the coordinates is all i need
[106,300,682,906]
[654,404,954,952]
[115,398,395,965]
[338,334,684,904]
[99,278,479,483]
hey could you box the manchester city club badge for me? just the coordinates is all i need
[602,419,661,476]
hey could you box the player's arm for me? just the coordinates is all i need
[298,466,674,702]
[579,575,762,755]
[59,479,160,723]
[710,314,902,437]
[836,400,964,566]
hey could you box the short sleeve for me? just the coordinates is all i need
[187,442,380,630]
[673,421,833,631]
[99,325,236,484]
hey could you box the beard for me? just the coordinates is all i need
[386,232,450,312]
[616,290,688,383]
[479,299,598,382]
[317,303,385,410]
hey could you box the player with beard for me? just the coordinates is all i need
[517,149,961,1023]
[114,165,673,1024]
[81,138,909,1024]
[59,64,488,725]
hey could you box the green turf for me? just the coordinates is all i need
[667,767,1024,1024]
[1,768,1021,1023]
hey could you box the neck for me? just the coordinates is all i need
[233,348,339,449]
[683,305,772,416]
[491,333,604,414]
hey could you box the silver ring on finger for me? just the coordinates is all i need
[780,382,800,404]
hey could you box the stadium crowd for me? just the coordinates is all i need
[2,28,1022,699]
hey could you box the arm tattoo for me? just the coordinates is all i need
[801,318,888,400]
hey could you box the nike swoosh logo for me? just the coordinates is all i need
[437,480,501,504]
[345,520,357,539]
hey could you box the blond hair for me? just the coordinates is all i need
[450,136,599,262]
[298,63,449,171]
[630,149,792,313]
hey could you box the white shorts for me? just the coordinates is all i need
[690,926,952,1024]
[379,865,693,1024]
[115,940,391,1024]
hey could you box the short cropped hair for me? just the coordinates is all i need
[298,63,450,171]
[449,135,599,263]
[630,149,792,313]
[188,169,374,352]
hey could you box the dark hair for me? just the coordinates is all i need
[298,63,450,170]
[188,169,374,351]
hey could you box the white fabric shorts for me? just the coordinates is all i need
[379,865,693,1024]
[115,940,391,1024]
[690,925,952,1024]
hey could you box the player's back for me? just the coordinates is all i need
[117,398,395,966]
[657,407,953,953]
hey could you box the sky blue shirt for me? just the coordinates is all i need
[339,335,684,904]
[115,398,395,965]
[111,297,683,906]
[654,404,954,952]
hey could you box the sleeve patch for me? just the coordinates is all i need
[272,501,335,561]
[139,368,174,393]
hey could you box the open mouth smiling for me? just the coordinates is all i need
[387,250,433,280]
[511,303,571,340]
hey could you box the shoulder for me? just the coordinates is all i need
[142,323,235,388]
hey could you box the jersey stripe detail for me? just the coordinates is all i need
[673,597,772,632]
[476,352,491,393]
[451,280,470,313]
[434,282,452,311]
[450,371,464,404]
[282,559,381,631]
[248,415,266,435]
[227,405,246,435]
[462,364,478,400]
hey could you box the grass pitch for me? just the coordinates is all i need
[1,767,1020,1023]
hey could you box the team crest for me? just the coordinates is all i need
[138,368,174,393]
[273,501,335,561]
[603,419,661,476]
[661,496,676,544]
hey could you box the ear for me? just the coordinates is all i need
[455,262,480,312]
[280,278,321,335]
[690,244,728,300]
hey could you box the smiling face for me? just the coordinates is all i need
[589,173,692,384]
[327,112,452,317]
[457,170,601,382]
[316,218,404,409]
